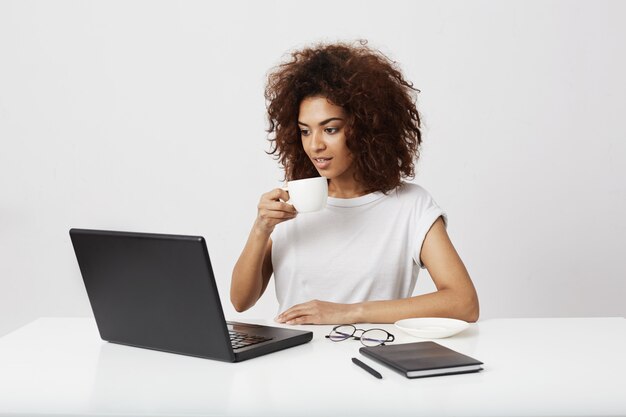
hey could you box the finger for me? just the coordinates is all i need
[275,307,298,323]
[277,302,313,322]
[279,301,309,317]
[275,309,297,323]
[278,307,315,325]
[259,210,297,221]
[259,200,296,214]
[276,188,290,202]
[258,207,297,221]
[286,315,316,325]
[262,188,290,203]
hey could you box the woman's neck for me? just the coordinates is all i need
[327,180,369,199]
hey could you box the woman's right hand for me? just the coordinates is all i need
[254,188,297,235]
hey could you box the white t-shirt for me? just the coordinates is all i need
[271,182,446,313]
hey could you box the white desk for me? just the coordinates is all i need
[0,317,624,416]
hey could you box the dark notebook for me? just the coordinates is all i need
[359,341,483,378]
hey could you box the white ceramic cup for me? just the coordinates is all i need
[284,177,328,213]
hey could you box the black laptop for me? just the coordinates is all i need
[69,228,312,362]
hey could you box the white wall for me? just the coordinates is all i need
[1,0,625,336]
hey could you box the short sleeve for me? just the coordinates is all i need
[412,192,447,269]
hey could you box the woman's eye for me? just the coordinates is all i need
[325,127,339,134]
[300,129,310,136]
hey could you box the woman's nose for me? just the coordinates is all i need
[310,130,326,150]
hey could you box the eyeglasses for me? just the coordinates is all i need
[325,324,395,347]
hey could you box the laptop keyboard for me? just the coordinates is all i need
[229,330,273,350]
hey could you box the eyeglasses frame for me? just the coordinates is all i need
[325,324,395,346]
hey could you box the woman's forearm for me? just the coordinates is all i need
[276,285,479,325]
[230,223,272,312]
[354,287,480,324]
[231,188,296,312]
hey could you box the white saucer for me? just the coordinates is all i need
[394,317,470,339]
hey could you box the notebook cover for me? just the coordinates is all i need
[359,341,483,378]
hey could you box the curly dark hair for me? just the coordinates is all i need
[265,40,422,194]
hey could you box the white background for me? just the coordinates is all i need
[1,0,625,336]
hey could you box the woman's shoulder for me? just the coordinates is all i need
[393,182,446,226]
[394,182,434,200]
[390,182,441,211]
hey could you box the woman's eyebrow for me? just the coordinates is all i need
[298,117,344,127]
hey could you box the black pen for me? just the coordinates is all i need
[352,357,382,379]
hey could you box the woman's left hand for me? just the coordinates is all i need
[275,300,357,325]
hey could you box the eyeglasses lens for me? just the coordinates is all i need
[360,329,389,347]
[329,325,355,341]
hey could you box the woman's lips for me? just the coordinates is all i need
[312,157,332,170]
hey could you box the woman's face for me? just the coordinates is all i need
[298,96,356,186]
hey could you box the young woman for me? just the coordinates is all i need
[231,41,479,325]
